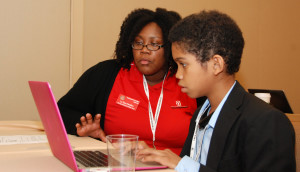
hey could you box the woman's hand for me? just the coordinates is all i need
[136,148,181,169]
[75,113,107,142]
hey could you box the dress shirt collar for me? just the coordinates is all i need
[199,81,237,129]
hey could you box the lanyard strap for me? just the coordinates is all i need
[190,104,210,161]
[143,74,167,149]
[190,82,236,162]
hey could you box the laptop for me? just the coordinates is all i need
[248,89,293,114]
[28,81,167,172]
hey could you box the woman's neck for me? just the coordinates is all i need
[144,69,167,86]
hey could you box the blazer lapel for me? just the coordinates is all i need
[205,82,246,169]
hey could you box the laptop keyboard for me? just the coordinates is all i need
[74,150,108,167]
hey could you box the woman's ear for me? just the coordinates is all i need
[212,55,225,75]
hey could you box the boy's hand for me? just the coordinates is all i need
[136,148,181,169]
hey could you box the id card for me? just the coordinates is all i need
[116,94,140,111]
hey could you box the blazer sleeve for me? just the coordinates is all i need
[241,109,296,172]
[57,60,120,135]
[214,108,295,172]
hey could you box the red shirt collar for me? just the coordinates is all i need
[125,62,176,91]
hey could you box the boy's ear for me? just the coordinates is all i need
[212,55,225,75]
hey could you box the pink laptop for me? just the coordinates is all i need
[28,81,167,171]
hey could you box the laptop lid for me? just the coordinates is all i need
[29,81,79,171]
[28,81,167,171]
[248,89,293,114]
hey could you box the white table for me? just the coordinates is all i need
[0,120,175,172]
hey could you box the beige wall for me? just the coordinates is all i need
[78,0,300,113]
[0,0,70,120]
[1,0,299,121]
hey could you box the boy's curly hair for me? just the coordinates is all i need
[169,10,244,74]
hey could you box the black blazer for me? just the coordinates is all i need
[180,82,296,172]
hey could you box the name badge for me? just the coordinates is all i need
[116,94,140,111]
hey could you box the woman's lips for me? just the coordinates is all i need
[140,60,150,65]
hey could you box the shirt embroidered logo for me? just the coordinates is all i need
[171,100,188,108]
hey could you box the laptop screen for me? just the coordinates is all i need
[248,89,293,114]
[28,81,167,171]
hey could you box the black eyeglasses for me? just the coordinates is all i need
[131,42,164,51]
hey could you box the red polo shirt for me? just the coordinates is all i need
[104,63,197,155]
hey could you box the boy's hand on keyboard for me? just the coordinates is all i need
[136,148,181,169]
[137,141,149,150]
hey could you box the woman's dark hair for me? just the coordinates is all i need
[114,8,181,75]
[169,10,244,74]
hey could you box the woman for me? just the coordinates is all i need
[58,8,201,155]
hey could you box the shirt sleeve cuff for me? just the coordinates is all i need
[175,155,200,172]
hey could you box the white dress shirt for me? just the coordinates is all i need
[175,81,236,172]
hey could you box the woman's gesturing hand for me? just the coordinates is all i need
[76,113,107,142]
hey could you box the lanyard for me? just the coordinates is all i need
[143,74,167,149]
[190,104,211,161]
[190,82,236,162]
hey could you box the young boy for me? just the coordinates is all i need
[137,10,296,172]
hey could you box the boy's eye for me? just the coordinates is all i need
[181,63,187,67]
